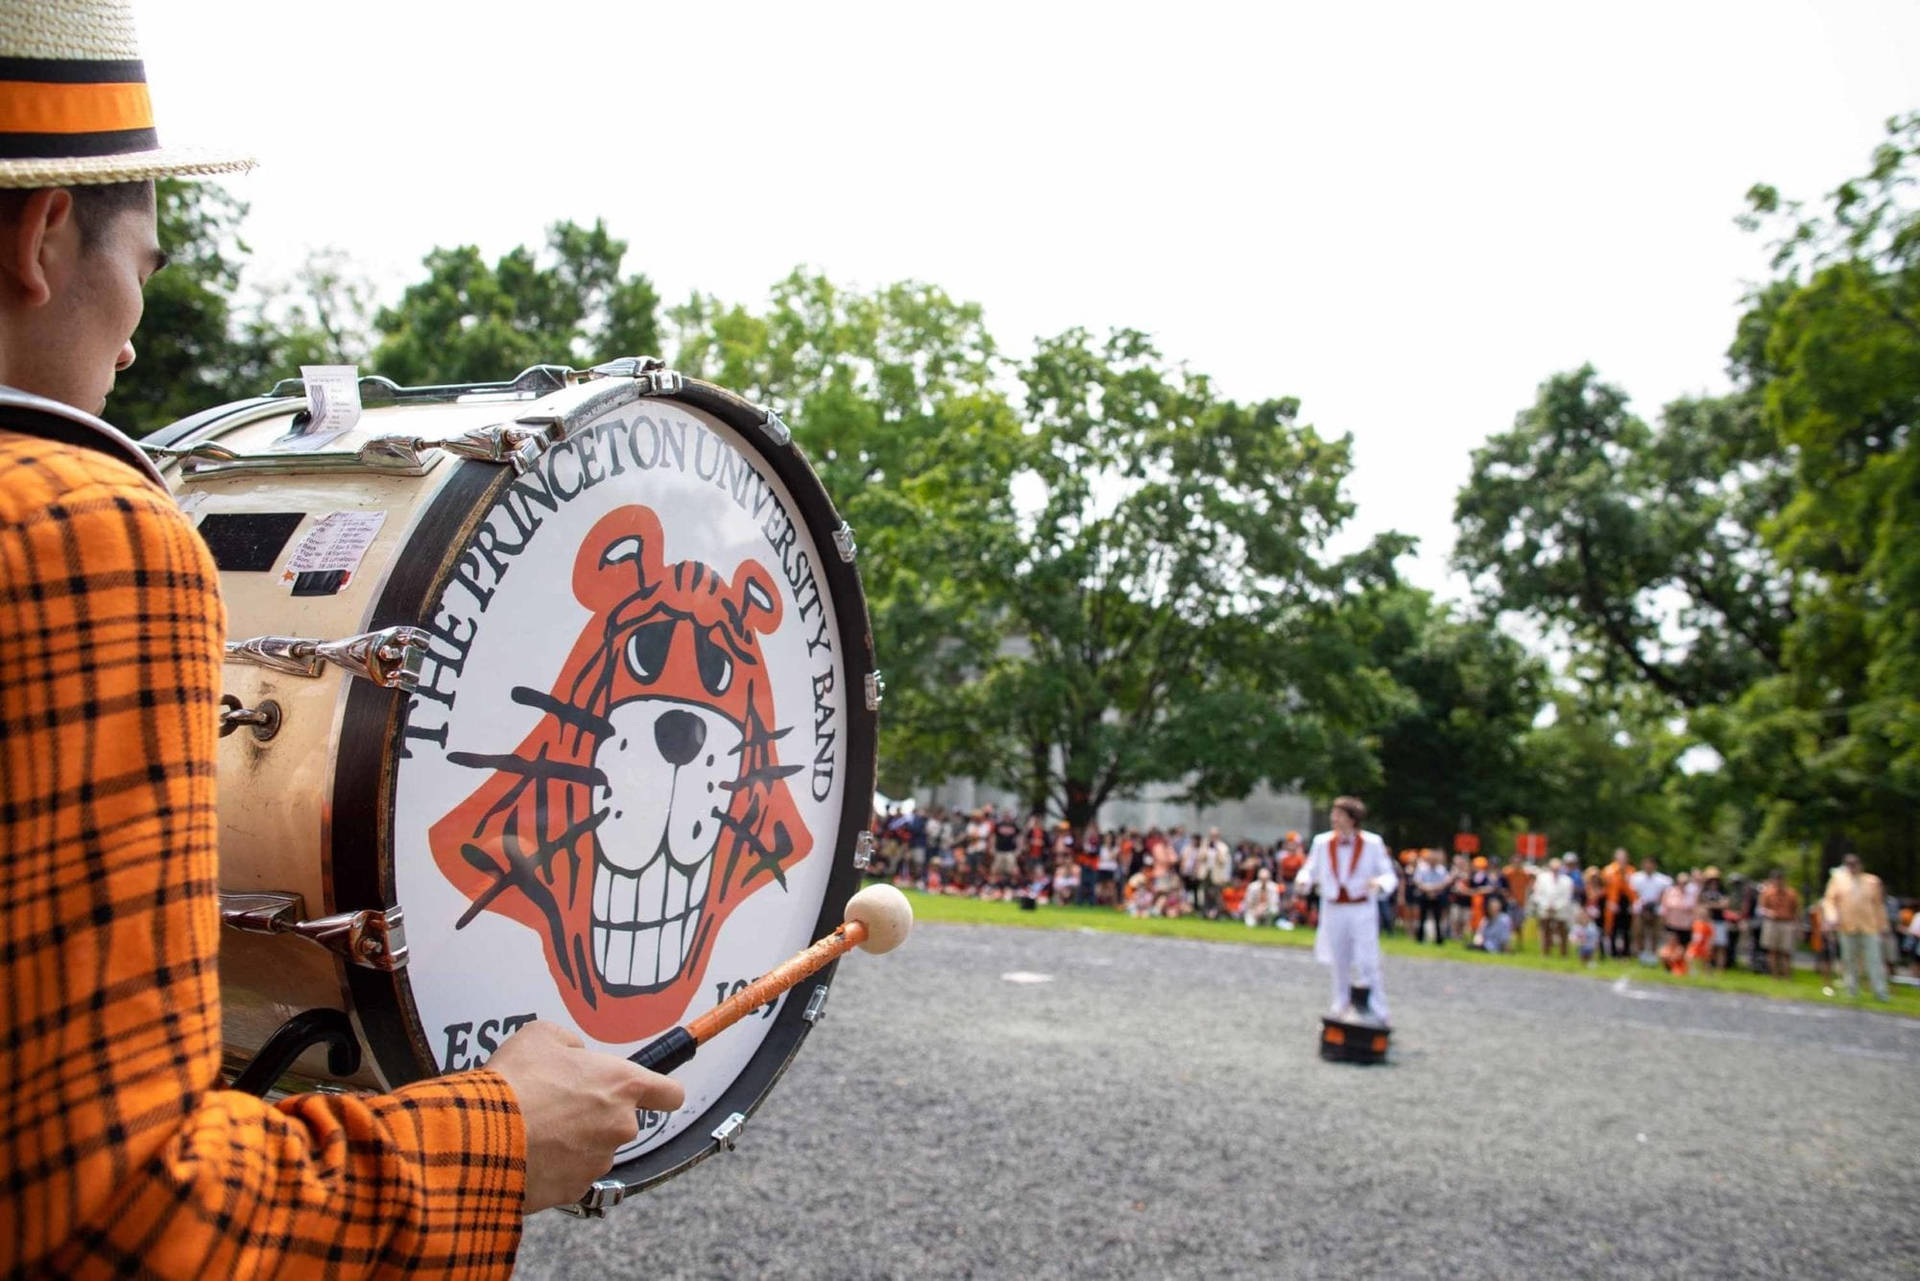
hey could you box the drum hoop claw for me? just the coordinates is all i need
[225,626,429,691]
[218,890,410,972]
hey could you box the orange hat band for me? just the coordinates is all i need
[0,57,158,159]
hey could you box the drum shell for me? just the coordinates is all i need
[178,453,468,1088]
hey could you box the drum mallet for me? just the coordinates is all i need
[627,883,912,1073]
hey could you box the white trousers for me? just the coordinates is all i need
[1317,902,1389,1021]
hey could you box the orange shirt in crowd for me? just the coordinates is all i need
[1758,882,1801,921]
[1503,863,1535,908]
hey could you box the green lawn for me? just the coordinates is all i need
[895,887,1920,1018]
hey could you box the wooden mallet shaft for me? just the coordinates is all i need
[690,920,865,1042]
[626,884,911,1076]
[627,921,866,1075]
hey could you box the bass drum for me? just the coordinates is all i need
[152,361,877,1193]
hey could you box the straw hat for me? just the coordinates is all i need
[0,1,251,187]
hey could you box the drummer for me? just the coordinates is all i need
[0,4,681,1276]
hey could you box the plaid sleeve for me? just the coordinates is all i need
[1,433,526,1280]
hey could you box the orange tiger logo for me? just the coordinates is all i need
[427,504,809,1042]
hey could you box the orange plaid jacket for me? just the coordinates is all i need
[1,431,527,1278]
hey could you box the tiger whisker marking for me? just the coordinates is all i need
[447,750,609,789]
[511,685,617,739]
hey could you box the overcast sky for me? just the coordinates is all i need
[144,1,1920,593]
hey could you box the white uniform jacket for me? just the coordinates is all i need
[1299,829,1397,964]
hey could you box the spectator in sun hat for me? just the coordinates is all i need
[0,3,683,1275]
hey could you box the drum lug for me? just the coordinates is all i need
[832,522,857,563]
[357,435,432,471]
[711,1112,747,1153]
[853,830,875,870]
[226,626,430,691]
[557,1179,629,1219]
[802,984,831,1025]
[218,891,411,971]
[587,355,667,380]
[586,354,682,396]
[864,671,885,711]
[323,627,430,690]
[442,417,571,474]
[755,407,792,447]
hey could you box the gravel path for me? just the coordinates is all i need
[515,922,1919,1280]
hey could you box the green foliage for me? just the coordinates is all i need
[667,271,1027,793]
[1515,692,1693,863]
[963,327,1395,828]
[126,133,1920,890]
[1719,112,1920,888]
[1457,113,1920,890]
[1453,366,1790,711]
[241,247,375,378]
[1353,588,1549,852]
[371,219,659,385]
[91,190,1442,845]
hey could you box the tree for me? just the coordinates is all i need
[1458,114,1920,889]
[668,271,1028,793]
[1355,587,1549,852]
[1713,111,1920,886]
[1517,691,1696,867]
[372,219,660,385]
[962,327,1402,829]
[1452,366,1791,713]
[240,246,376,377]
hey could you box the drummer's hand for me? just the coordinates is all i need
[487,1019,686,1212]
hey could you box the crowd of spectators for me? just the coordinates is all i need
[871,805,1305,924]
[871,805,1920,997]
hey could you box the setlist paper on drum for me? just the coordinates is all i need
[279,510,386,595]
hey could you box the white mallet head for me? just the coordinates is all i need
[845,884,913,955]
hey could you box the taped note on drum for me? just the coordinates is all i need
[281,510,385,595]
[272,364,362,451]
